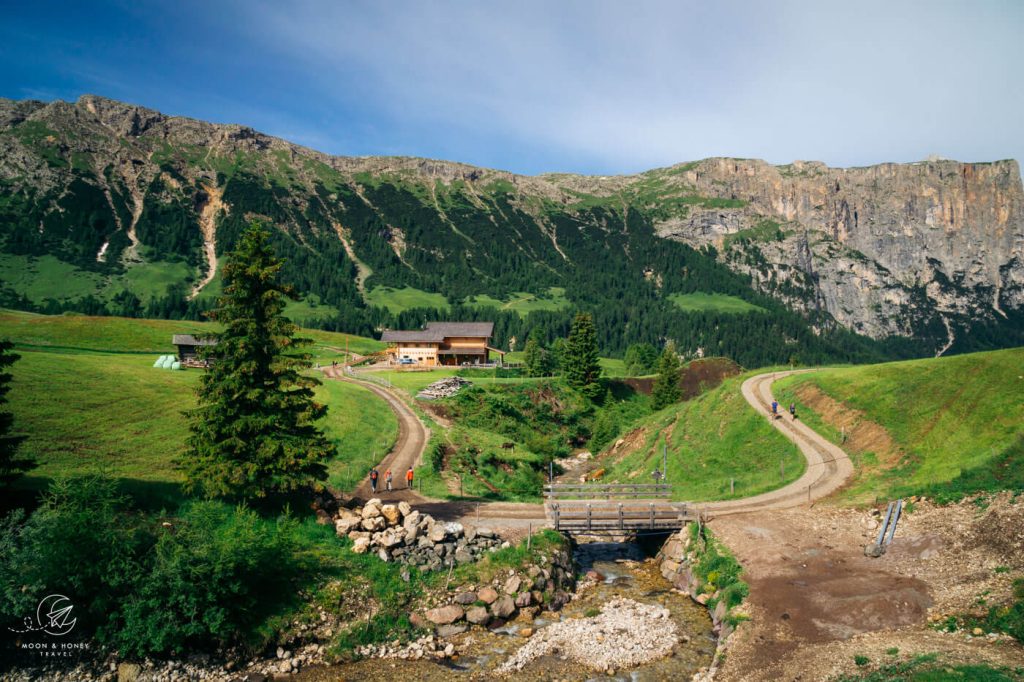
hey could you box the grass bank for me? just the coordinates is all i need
[773,348,1024,503]
[596,373,805,502]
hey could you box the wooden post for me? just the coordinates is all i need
[618,503,624,530]
[587,503,592,531]
[527,523,532,551]
[649,502,655,529]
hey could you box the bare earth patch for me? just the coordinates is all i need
[794,383,902,467]
[711,493,1024,681]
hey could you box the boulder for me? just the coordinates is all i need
[503,575,522,595]
[514,591,532,608]
[377,548,391,562]
[437,623,468,638]
[660,559,680,580]
[454,591,478,605]
[335,516,362,536]
[398,500,413,517]
[519,627,534,638]
[425,604,465,625]
[352,537,371,554]
[454,546,474,564]
[361,502,382,519]
[428,523,448,543]
[348,530,370,541]
[379,529,406,549]
[464,526,477,542]
[478,586,499,604]
[361,516,387,532]
[381,504,402,525]
[476,527,496,538]
[117,663,142,682]
[491,595,516,619]
[445,522,464,538]
[466,606,490,625]
[403,510,421,530]
[409,612,430,630]
[405,523,421,543]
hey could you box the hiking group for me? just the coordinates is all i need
[771,400,798,420]
[369,466,415,493]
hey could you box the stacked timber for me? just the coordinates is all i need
[417,376,472,400]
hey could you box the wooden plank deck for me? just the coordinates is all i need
[544,484,691,534]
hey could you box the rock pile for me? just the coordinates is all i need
[353,633,455,661]
[496,597,676,674]
[416,376,472,400]
[412,551,576,633]
[335,498,503,569]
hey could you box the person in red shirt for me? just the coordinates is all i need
[406,467,414,490]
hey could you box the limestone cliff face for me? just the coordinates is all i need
[651,158,1024,339]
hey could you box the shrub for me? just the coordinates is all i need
[0,477,306,658]
[0,476,148,640]
[115,501,300,657]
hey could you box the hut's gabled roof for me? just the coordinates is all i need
[172,334,218,346]
[380,321,494,344]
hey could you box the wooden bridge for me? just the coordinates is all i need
[544,483,695,535]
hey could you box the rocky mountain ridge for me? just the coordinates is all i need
[1,94,1022,355]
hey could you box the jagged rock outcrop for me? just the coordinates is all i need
[652,158,1024,338]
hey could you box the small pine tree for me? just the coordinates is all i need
[549,337,567,374]
[651,342,683,410]
[183,224,335,500]
[0,339,32,486]
[522,331,545,378]
[564,313,602,399]
[624,343,659,375]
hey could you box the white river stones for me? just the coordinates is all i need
[497,597,677,674]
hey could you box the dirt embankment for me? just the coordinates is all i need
[713,493,1024,681]
[793,382,902,467]
[622,357,741,398]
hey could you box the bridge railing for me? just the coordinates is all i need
[544,483,672,500]
[543,483,690,534]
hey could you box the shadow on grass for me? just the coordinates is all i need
[5,476,324,520]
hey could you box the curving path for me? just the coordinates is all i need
[322,365,430,501]
[323,367,854,523]
[702,369,854,516]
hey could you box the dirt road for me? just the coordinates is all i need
[322,365,429,502]
[703,370,854,515]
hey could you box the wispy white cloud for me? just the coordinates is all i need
[5,0,1022,174]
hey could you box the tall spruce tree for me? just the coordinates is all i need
[0,339,32,486]
[563,312,602,399]
[651,342,683,410]
[183,224,335,499]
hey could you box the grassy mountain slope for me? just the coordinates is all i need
[590,373,807,502]
[5,96,1008,367]
[1,311,395,506]
[773,348,1024,503]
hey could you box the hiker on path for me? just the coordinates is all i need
[789,403,797,420]
[369,467,379,493]
[385,469,393,492]
[771,400,779,418]
[406,467,414,490]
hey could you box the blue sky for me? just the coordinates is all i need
[2,0,1022,175]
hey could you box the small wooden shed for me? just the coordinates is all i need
[172,334,217,363]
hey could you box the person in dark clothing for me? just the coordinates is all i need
[369,468,379,493]
[789,403,797,420]
[771,400,779,418]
